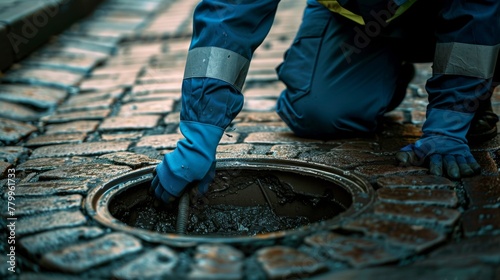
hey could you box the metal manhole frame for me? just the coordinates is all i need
[85,157,375,247]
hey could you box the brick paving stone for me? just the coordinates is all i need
[232,122,290,133]
[22,54,104,74]
[334,141,381,151]
[189,244,244,280]
[101,132,143,141]
[17,157,92,172]
[118,100,175,116]
[12,194,82,217]
[131,82,182,94]
[138,69,184,84]
[463,176,500,207]
[44,120,100,134]
[123,92,181,103]
[113,246,178,280]
[0,100,43,121]
[416,235,500,267]
[78,74,136,92]
[462,207,500,237]
[0,161,12,177]
[242,86,283,99]
[217,144,254,158]
[0,84,67,109]
[343,217,446,252]
[377,187,458,207]
[354,164,428,182]
[0,118,37,143]
[268,145,315,159]
[221,132,240,144]
[99,115,160,131]
[40,232,143,274]
[136,133,183,149]
[19,273,88,280]
[14,180,91,197]
[376,175,455,189]
[57,98,115,113]
[163,112,180,125]
[64,90,124,106]
[305,231,408,268]
[92,64,144,76]
[0,146,29,164]
[309,150,394,169]
[314,265,494,280]
[31,141,131,158]
[20,226,105,257]
[472,151,499,175]
[39,163,132,180]
[243,99,277,112]
[256,246,327,280]
[374,202,461,227]
[1,68,84,91]
[98,152,160,168]
[17,210,87,236]
[410,110,426,124]
[42,109,111,123]
[470,135,500,152]
[25,133,87,147]
[244,132,323,144]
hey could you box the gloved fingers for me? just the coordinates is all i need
[396,151,418,166]
[443,155,460,179]
[455,155,475,177]
[429,154,443,176]
[197,162,216,196]
[465,155,481,174]
[150,175,160,195]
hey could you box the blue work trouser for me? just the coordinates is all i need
[276,0,499,138]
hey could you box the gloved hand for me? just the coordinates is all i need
[150,121,224,204]
[396,108,481,179]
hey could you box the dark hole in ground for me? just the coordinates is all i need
[109,169,352,236]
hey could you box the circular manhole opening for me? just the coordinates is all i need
[86,158,374,247]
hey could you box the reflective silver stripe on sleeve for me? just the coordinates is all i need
[183,47,250,92]
[433,42,500,79]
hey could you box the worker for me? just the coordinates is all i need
[151,0,500,204]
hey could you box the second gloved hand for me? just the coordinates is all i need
[396,108,481,179]
[151,121,224,204]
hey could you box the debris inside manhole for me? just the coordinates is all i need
[109,169,350,236]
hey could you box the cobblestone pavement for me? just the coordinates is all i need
[1,0,500,279]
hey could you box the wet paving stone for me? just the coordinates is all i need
[20,226,105,257]
[256,246,327,279]
[31,141,131,158]
[315,265,495,280]
[17,157,92,172]
[25,133,87,147]
[40,232,143,274]
[243,99,277,112]
[44,120,100,134]
[19,272,89,280]
[1,67,84,91]
[268,144,315,159]
[131,82,182,94]
[57,98,116,113]
[99,115,160,131]
[462,207,500,237]
[244,132,323,144]
[0,146,29,164]
[118,99,175,116]
[135,134,183,149]
[189,244,244,280]
[377,187,458,207]
[42,109,111,123]
[163,112,180,125]
[11,194,83,217]
[462,176,500,207]
[0,118,37,144]
[63,89,124,106]
[21,54,104,74]
[0,100,43,121]
[305,231,408,268]
[17,210,87,236]
[232,121,291,133]
[472,151,499,175]
[38,163,131,180]
[415,235,500,267]
[217,144,254,158]
[101,132,143,141]
[0,161,12,177]
[123,91,181,103]
[376,175,455,189]
[374,202,461,227]
[98,151,160,168]
[14,180,91,197]
[343,217,446,252]
[113,246,178,280]
[0,84,67,108]
[354,164,428,183]
[310,150,393,169]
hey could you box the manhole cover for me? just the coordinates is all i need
[85,158,374,247]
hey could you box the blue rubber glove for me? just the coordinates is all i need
[150,121,224,204]
[396,108,481,179]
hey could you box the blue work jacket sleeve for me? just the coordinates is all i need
[181,0,281,128]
